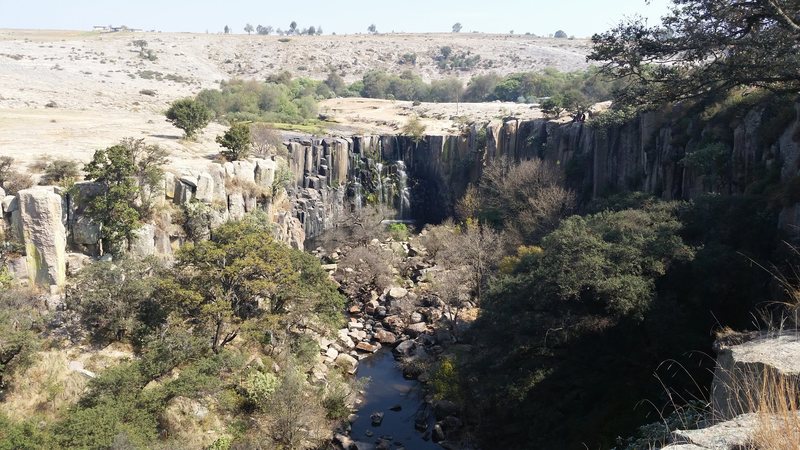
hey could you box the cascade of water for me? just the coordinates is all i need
[374,162,384,204]
[352,182,363,210]
[395,160,411,219]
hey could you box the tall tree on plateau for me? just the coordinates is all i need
[589,0,800,107]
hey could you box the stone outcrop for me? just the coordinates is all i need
[711,332,800,421]
[3,101,799,287]
[664,331,800,449]
[14,187,67,288]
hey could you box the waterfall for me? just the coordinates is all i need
[351,182,363,211]
[395,161,411,219]
[374,162,384,204]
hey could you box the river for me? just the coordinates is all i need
[347,349,440,450]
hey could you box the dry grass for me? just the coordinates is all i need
[751,370,800,450]
[0,350,88,421]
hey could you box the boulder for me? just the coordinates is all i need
[163,172,177,199]
[335,353,359,374]
[374,329,398,345]
[325,346,339,360]
[16,187,67,288]
[405,322,427,337]
[228,192,245,220]
[711,332,800,420]
[174,180,194,204]
[66,252,92,276]
[71,215,101,245]
[129,224,155,257]
[194,172,215,203]
[393,340,415,357]
[206,163,227,204]
[388,286,408,299]
[254,158,276,188]
[370,411,384,426]
[2,195,18,214]
[669,412,799,449]
[356,342,378,353]
[232,160,256,183]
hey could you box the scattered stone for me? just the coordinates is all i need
[388,287,408,299]
[375,329,398,345]
[335,353,358,374]
[325,346,339,360]
[432,423,445,442]
[405,322,427,337]
[410,311,423,323]
[389,404,402,412]
[371,412,384,426]
[393,340,416,357]
[356,342,378,353]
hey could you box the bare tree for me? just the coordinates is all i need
[250,123,286,158]
[335,246,395,301]
[478,157,575,245]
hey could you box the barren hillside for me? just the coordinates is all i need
[0,29,592,169]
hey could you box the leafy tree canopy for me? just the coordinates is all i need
[165,98,212,139]
[589,0,800,107]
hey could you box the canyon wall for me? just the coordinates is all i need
[2,101,799,289]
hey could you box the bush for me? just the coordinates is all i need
[165,98,213,139]
[41,158,80,186]
[401,116,426,142]
[216,122,252,161]
[387,222,409,241]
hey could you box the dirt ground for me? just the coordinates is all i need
[0,29,592,171]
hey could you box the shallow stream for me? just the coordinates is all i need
[348,350,439,450]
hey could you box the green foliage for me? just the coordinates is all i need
[539,97,563,118]
[242,370,279,407]
[66,257,165,344]
[680,142,730,191]
[538,205,694,318]
[216,122,252,161]
[195,77,322,125]
[0,288,41,389]
[589,0,800,106]
[430,357,462,402]
[83,144,141,251]
[165,98,213,139]
[614,400,705,450]
[41,158,80,186]
[387,222,409,241]
[157,220,344,353]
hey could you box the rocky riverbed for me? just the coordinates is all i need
[308,235,471,449]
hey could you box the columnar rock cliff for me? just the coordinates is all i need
[2,101,799,288]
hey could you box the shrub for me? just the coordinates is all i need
[41,158,80,186]
[2,171,34,195]
[401,116,426,142]
[216,122,252,161]
[387,222,409,241]
[165,98,212,139]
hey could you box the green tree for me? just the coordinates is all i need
[589,0,800,107]
[244,23,254,35]
[158,221,294,353]
[0,289,40,389]
[216,122,252,161]
[289,21,298,35]
[83,144,142,252]
[452,22,463,33]
[368,23,378,34]
[165,98,212,139]
[224,25,230,34]
[66,257,164,343]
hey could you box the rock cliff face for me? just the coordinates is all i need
[2,101,799,287]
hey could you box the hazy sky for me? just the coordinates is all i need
[0,0,671,37]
